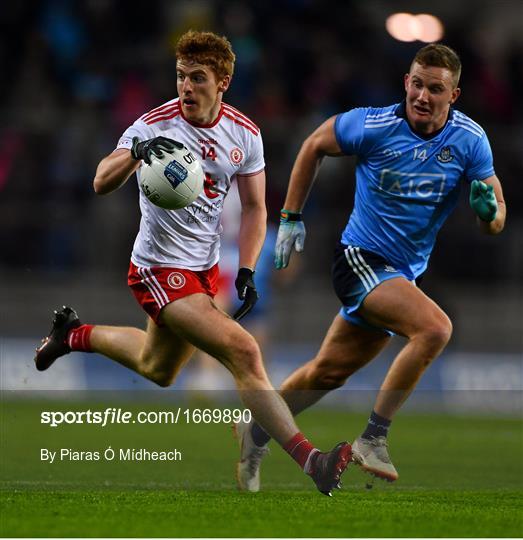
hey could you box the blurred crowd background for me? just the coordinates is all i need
[1,0,521,372]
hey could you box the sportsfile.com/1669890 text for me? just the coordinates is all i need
[40,407,252,428]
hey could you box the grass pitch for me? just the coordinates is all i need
[1,396,522,537]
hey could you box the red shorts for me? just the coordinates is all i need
[128,262,219,324]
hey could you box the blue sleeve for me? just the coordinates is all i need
[334,108,367,156]
[465,134,495,183]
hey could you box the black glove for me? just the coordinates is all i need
[131,136,183,165]
[233,267,258,321]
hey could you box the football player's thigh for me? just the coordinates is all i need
[141,316,196,374]
[359,277,447,337]
[315,314,390,369]
[159,293,252,363]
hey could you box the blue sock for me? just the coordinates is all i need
[251,422,271,447]
[361,410,392,440]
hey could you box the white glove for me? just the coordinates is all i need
[274,211,306,269]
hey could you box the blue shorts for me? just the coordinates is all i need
[331,242,421,335]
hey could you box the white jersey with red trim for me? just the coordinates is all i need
[116,98,265,270]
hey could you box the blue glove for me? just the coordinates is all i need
[469,180,498,222]
[274,209,306,269]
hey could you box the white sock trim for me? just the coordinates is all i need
[303,448,320,475]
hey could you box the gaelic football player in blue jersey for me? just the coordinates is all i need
[236,44,506,489]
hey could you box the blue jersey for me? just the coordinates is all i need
[335,102,495,280]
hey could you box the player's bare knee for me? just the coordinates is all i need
[227,334,265,379]
[308,358,351,390]
[314,370,348,390]
[419,316,453,354]
[139,356,175,387]
[153,375,173,388]
[145,368,175,387]
[240,356,268,385]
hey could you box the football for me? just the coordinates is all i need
[139,145,204,210]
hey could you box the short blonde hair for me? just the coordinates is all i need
[412,44,462,87]
[175,30,235,80]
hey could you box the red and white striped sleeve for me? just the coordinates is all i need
[116,119,156,151]
[222,104,265,176]
[116,99,180,150]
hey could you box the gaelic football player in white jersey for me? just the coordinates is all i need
[34,30,351,496]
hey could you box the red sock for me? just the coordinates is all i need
[67,324,94,352]
[283,433,319,473]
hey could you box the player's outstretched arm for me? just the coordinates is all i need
[283,116,343,212]
[469,175,506,235]
[94,136,183,195]
[275,116,343,269]
[93,149,141,195]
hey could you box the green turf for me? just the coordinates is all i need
[1,397,522,537]
[2,489,521,537]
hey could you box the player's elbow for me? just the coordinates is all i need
[301,134,325,159]
[93,166,124,195]
[484,224,504,236]
[93,175,108,195]
[254,203,268,222]
[93,175,116,195]
[490,215,506,235]
[93,154,129,195]
[242,200,267,222]
[93,159,112,195]
[479,214,506,235]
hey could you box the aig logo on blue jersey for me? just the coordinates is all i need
[379,169,446,202]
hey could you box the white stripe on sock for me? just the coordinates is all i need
[303,449,320,475]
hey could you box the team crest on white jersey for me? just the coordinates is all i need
[436,146,454,163]
[230,147,243,164]
[167,272,186,289]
